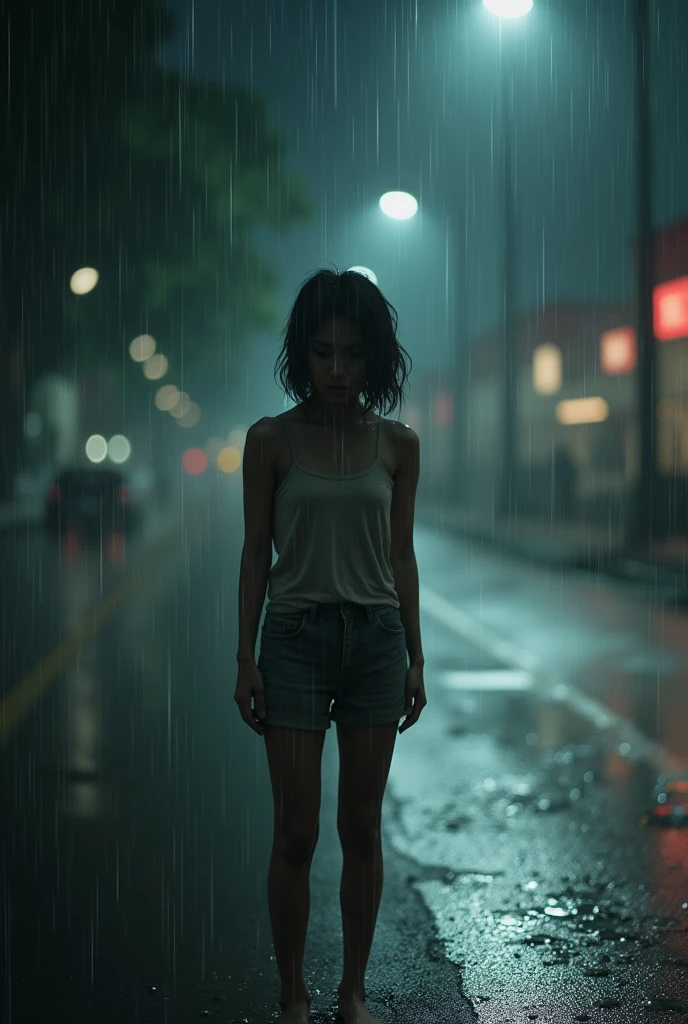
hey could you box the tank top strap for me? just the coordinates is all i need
[375,415,381,461]
[276,414,301,468]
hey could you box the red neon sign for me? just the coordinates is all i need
[654,276,688,341]
[600,327,637,375]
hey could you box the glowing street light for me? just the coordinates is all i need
[482,0,533,17]
[379,191,418,221]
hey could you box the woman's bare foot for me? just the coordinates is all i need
[278,988,312,1024]
[278,998,310,1023]
[336,995,383,1024]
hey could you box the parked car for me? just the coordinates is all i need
[44,467,139,538]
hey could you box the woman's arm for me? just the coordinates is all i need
[389,425,424,666]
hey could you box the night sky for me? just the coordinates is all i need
[162,0,688,383]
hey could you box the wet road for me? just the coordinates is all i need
[1,481,687,1023]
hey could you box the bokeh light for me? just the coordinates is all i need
[129,335,157,362]
[108,434,132,464]
[218,446,241,474]
[183,448,208,476]
[85,434,108,463]
[155,384,180,410]
[169,392,191,418]
[70,267,99,295]
[227,426,248,451]
[143,354,169,380]
[176,402,201,428]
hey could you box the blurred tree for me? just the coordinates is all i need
[0,0,312,499]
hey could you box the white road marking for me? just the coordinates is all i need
[420,583,687,777]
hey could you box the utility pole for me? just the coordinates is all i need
[499,50,517,520]
[629,0,659,549]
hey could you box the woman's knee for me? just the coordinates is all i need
[275,817,320,867]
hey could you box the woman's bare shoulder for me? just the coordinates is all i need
[384,417,418,439]
[246,410,299,450]
[258,408,301,428]
[245,416,280,450]
[249,409,294,428]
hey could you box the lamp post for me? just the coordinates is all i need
[482,0,532,519]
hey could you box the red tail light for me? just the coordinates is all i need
[47,484,61,503]
[116,485,132,505]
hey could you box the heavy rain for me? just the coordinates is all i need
[1,1,688,1022]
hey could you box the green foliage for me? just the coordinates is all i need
[1,0,313,391]
[3,0,321,494]
[100,70,312,388]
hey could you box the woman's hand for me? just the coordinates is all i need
[398,663,427,734]
[234,660,267,736]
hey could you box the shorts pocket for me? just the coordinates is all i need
[261,611,307,639]
[372,606,405,635]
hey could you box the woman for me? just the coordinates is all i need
[234,268,427,1024]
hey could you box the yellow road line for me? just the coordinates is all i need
[0,522,185,745]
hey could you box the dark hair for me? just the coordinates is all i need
[274,267,413,417]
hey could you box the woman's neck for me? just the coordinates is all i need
[301,396,373,428]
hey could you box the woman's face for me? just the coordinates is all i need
[307,317,367,404]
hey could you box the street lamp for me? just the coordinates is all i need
[483,0,532,17]
[482,0,532,519]
[379,191,418,221]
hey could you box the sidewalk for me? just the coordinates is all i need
[416,499,688,591]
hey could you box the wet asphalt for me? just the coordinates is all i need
[1,479,687,1023]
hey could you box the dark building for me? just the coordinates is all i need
[410,218,688,538]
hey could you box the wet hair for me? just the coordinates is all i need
[274,267,413,417]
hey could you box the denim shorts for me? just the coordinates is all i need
[257,602,408,731]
